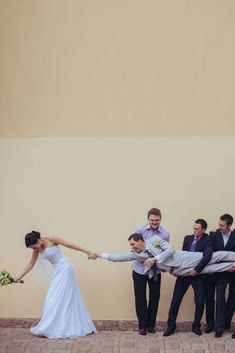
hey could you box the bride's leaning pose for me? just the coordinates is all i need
[15,230,97,339]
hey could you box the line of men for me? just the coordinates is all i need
[127,208,235,338]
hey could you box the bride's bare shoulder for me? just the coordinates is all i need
[42,236,57,246]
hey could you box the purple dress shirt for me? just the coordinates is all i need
[132,223,170,274]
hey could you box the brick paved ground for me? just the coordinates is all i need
[1,327,235,353]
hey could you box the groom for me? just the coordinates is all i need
[99,233,235,277]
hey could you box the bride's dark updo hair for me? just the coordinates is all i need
[25,231,41,247]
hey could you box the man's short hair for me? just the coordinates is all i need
[220,214,233,226]
[128,233,144,242]
[147,208,161,219]
[195,219,207,230]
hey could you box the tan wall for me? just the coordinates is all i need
[0,0,235,321]
[1,0,235,137]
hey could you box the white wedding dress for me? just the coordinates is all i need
[30,245,97,339]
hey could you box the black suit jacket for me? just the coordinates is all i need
[182,233,213,273]
[210,229,235,252]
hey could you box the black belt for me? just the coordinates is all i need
[170,266,175,274]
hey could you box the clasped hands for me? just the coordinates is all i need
[143,258,156,267]
[87,251,99,260]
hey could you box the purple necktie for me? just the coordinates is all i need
[190,238,198,252]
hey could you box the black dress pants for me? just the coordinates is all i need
[225,273,235,329]
[210,272,235,332]
[167,276,205,330]
[132,271,161,330]
[205,274,216,330]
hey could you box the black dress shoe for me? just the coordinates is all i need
[192,327,202,336]
[214,331,223,338]
[139,329,147,336]
[204,327,213,334]
[232,332,235,338]
[147,327,156,333]
[163,327,175,337]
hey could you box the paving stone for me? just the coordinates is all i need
[149,347,160,353]
[5,347,26,353]
[40,348,53,353]
[163,350,182,353]
[123,341,135,348]
[1,328,235,353]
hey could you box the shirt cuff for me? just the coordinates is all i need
[101,253,109,259]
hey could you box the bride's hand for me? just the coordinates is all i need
[14,278,24,284]
[87,251,98,260]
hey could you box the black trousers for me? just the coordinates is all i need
[206,272,235,332]
[225,273,235,329]
[167,276,206,330]
[205,274,216,330]
[132,271,161,330]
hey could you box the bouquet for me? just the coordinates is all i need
[0,270,24,286]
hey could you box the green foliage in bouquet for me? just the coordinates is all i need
[0,270,14,286]
[0,270,24,286]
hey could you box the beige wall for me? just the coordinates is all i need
[0,0,235,321]
[1,0,235,137]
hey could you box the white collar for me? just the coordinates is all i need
[221,230,231,237]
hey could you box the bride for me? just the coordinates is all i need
[15,230,97,339]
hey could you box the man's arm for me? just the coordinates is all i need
[100,252,135,262]
[188,236,213,276]
[143,236,175,267]
[153,236,175,263]
[182,235,191,250]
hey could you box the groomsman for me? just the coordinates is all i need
[163,219,213,336]
[132,208,169,335]
[99,233,235,338]
[206,214,235,338]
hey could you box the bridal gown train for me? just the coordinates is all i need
[30,245,97,339]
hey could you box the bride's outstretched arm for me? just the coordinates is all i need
[15,250,39,281]
[48,236,97,259]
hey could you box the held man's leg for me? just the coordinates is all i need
[200,262,235,274]
[172,261,235,276]
[210,251,235,263]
